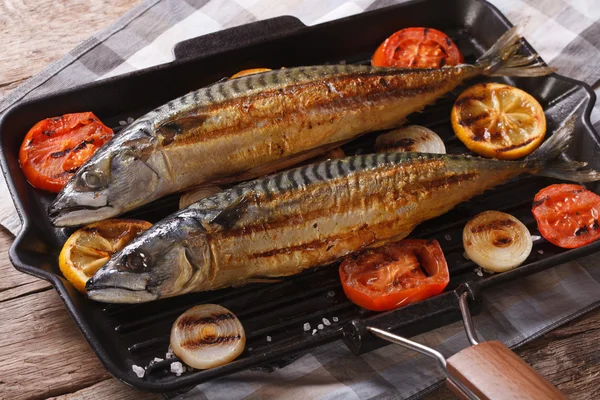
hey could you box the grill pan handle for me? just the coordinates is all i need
[446,340,565,400]
[172,16,306,61]
[448,292,565,399]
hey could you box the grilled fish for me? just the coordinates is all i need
[86,118,600,303]
[49,27,554,226]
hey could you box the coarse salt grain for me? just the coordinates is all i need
[327,290,335,298]
[166,347,175,359]
[444,234,452,241]
[312,329,317,335]
[538,250,544,255]
[148,357,164,366]
[531,235,542,241]
[171,361,185,376]
[132,365,145,378]
[248,347,253,351]
[304,322,311,331]
[332,317,339,322]
[322,318,331,326]
[318,324,324,330]
[475,267,483,277]
[266,336,272,342]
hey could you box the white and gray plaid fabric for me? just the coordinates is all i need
[1,1,600,399]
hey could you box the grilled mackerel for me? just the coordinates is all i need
[86,118,600,303]
[49,27,554,226]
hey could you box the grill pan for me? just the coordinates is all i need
[1,0,600,393]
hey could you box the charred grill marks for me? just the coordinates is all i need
[496,136,538,152]
[181,335,242,349]
[471,218,516,233]
[176,312,236,328]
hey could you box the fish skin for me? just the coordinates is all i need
[48,64,482,226]
[85,151,533,303]
[156,65,478,194]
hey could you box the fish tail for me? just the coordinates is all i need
[526,116,600,182]
[476,26,556,77]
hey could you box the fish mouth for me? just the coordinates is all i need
[86,271,158,303]
[48,204,118,227]
[49,189,118,227]
[86,287,158,303]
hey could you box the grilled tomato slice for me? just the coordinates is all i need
[372,27,463,68]
[532,184,600,249]
[451,83,546,160]
[19,112,114,192]
[59,219,152,293]
[339,239,449,311]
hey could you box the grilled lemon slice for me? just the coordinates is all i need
[451,83,546,160]
[58,219,152,293]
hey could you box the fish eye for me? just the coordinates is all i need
[126,252,149,271]
[81,170,105,189]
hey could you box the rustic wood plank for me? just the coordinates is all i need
[0,289,111,400]
[47,378,161,400]
[0,0,139,95]
[0,76,30,97]
[0,229,53,302]
[0,278,50,302]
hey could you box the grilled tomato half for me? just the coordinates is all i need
[339,239,450,311]
[532,184,600,249]
[451,83,546,160]
[19,112,114,192]
[372,27,463,68]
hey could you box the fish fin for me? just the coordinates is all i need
[236,277,283,286]
[365,230,414,249]
[477,26,556,77]
[209,192,254,230]
[527,116,600,182]
[210,138,356,185]
[179,185,224,209]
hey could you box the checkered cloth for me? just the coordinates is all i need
[1,0,600,398]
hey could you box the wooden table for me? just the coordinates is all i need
[1,1,599,399]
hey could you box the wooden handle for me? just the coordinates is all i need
[446,340,566,400]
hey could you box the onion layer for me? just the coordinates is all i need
[171,304,246,370]
[463,211,532,273]
[376,125,446,154]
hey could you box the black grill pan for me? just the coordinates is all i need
[1,0,599,392]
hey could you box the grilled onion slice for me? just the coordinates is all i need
[171,304,245,369]
[463,211,532,273]
[376,125,446,154]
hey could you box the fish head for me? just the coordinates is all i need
[86,213,212,303]
[48,122,165,226]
